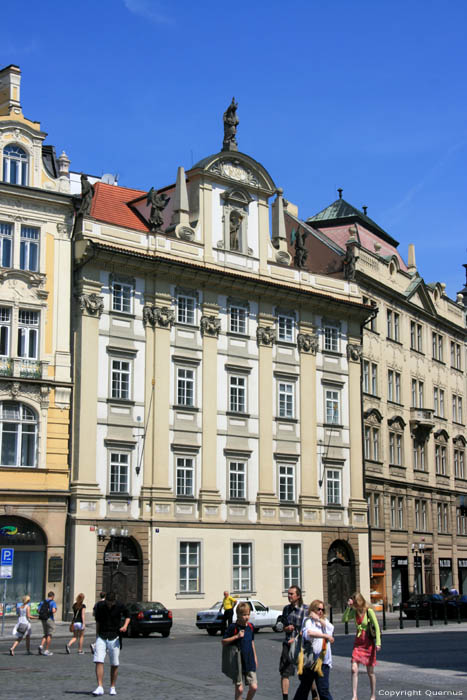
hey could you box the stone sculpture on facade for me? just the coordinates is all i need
[142,305,175,328]
[297,332,319,354]
[78,293,104,317]
[293,228,308,269]
[346,343,363,362]
[77,174,95,216]
[146,187,170,232]
[343,246,356,281]
[256,326,275,347]
[222,98,239,152]
[229,211,241,250]
[200,315,221,337]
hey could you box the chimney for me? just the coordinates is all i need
[407,243,417,275]
[0,65,22,116]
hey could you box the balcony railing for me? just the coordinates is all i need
[0,357,12,376]
[19,359,42,378]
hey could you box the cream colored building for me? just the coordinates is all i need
[69,134,371,611]
[0,65,73,614]
[289,193,467,609]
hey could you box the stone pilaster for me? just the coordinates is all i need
[256,314,276,518]
[346,341,368,522]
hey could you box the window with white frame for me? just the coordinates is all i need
[17,309,39,359]
[176,456,194,497]
[176,367,195,407]
[112,281,133,314]
[177,293,196,325]
[323,324,339,352]
[0,401,37,467]
[0,222,12,267]
[390,496,396,528]
[278,381,295,419]
[229,461,246,500]
[325,467,341,505]
[433,386,445,417]
[278,464,295,502]
[109,452,129,493]
[387,309,400,342]
[397,496,404,529]
[363,360,378,395]
[452,394,463,424]
[364,421,380,461]
[387,369,401,403]
[389,430,403,465]
[368,492,380,527]
[412,438,426,470]
[229,305,247,334]
[411,379,424,408]
[111,359,131,399]
[232,542,252,592]
[325,388,340,425]
[435,443,448,476]
[410,321,423,352]
[450,341,462,370]
[415,499,428,531]
[283,543,301,589]
[2,145,28,185]
[179,541,200,593]
[229,375,246,413]
[0,307,11,357]
[277,315,294,342]
[20,226,39,272]
[454,444,465,479]
[432,332,444,362]
[437,502,449,533]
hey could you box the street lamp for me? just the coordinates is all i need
[96,527,129,592]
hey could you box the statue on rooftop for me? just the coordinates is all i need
[146,187,170,231]
[78,174,95,216]
[293,228,308,269]
[222,98,239,152]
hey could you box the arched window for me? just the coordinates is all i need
[2,145,29,185]
[0,401,37,467]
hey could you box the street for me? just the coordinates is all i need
[0,615,466,699]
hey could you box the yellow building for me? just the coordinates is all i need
[0,65,72,614]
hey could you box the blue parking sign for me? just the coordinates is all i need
[1,548,14,565]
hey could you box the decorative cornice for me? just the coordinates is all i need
[200,315,221,337]
[78,293,104,317]
[347,343,363,362]
[297,332,318,354]
[256,325,275,347]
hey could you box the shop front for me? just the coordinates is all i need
[0,515,46,610]
[391,555,409,608]
[370,556,386,610]
[439,558,453,591]
[457,559,467,594]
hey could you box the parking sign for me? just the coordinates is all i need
[0,549,14,566]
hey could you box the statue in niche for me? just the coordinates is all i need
[294,228,308,268]
[146,187,170,231]
[222,98,239,152]
[78,174,95,216]
[229,210,241,251]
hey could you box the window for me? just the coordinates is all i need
[279,464,295,502]
[0,222,12,267]
[410,321,423,352]
[435,444,447,475]
[451,342,462,370]
[437,503,449,533]
[0,401,37,467]
[390,496,396,528]
[411,379,424,408]
[176,456,194,497]
[454,448,465,479]
[413,438,426,470]
[229,375,246,413]
[433,387,445,417]
[387,369,401,403]
[452,395,463,424]
[323,325,339,352]
[364,425,380,461]
[112,281,133,314]
[17,309,39,359]
[283,544,301,589]
[325,389,340,425]
[111,359,131,399]
[232,543,252,592]
[229,305,247,334]
[387,309,400,341]
[109,452,129,493]
[0,307,11,356]
[398,497,404,529]
[432,332,444,362]
[457,508,467,536]
[20,226,39,272]
[177,367,195,407]
[177,294,195,325]
[277,315,294,342]
[389,431,403,465]
[278,382,294,419]
[325,468,341,505]
[363,361,378,395]
[415,499,428,531]
[179,542,200,593]
[368,492,380,527]
[229,461,246,500]
[2,145,28,185]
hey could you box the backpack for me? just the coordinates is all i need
[39,599,51,621]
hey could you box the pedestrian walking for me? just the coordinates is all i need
[293,599,335,700]
[91,591,130,696]
[38,590,57,656]
[342,592,381,700]
[222,601,258,700]
[90,591,106,655]
[66,593,86,654]
[10,595,32,655]
[221,590,237,634]
[279,586,311,700]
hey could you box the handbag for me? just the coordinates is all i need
[366,609,378,641]
[288,634,303,665]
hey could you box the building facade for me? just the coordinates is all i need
[69,123,371,611]
[0,65,73,613]
[286,192,467,609]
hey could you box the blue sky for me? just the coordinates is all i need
[2,0,466,299]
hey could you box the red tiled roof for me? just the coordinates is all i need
[90,182,148,232]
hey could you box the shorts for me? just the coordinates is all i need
[41,619,55,637]
[93,636,120,666]
[234,671,257,687]
[279,641,295,678]
[73,622,84,631]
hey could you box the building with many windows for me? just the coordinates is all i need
[285,191,467,609]
[0,65,73,613]
[68,111,371,611]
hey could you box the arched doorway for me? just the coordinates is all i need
[0,516,46,605]
[327,540,356,613]
[102,537,142,604]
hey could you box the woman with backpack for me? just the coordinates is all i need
[66,593,86,654]
[10,594,32,655]
[342,592,381,700]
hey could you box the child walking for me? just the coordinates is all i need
[222,601,258,700]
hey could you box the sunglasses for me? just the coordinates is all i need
[317,607,325,612]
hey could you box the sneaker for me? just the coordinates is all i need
[78,650,84,654]
[65,644,70,654]
[38,645,43,655]
[109,689,117,696]
[92,688,104,697]
[90,643,96,654]
[42,650,53,656]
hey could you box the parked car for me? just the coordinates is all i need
[402,594,459,619]
[196,598,284,635]
[125,601,173,637]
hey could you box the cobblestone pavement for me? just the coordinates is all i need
[0,614,466,698]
